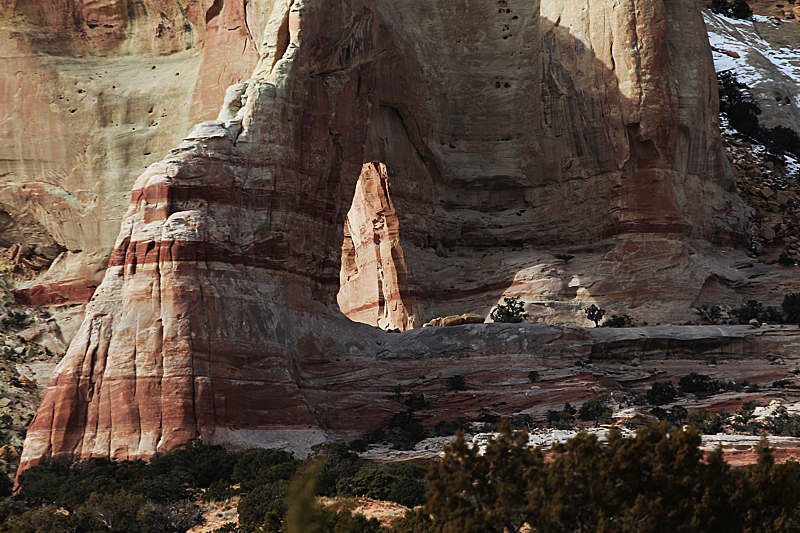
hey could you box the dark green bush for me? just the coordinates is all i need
[403,391,429,411]
[763,406,800,437]
[337,464,428,507]
[348,438,369,453]
[427,422,800,533]
[147,439,239,490]
[445,375,466,391]
[232,448,297,491]
[695,304,722,324]
[16,455,185,511]
[710,0,753,18]
[687,410,724,434]
[509,413,536,431]
[478,407,500,425]
[237,480,289,526]
[651,406,688,428]
[3,504,79,533]
[0,473,12,499]
[137,500,204,533]
[731,300,764,324]
[202,479,236,502]
[645,382,678,406]
[319,509,383,533]
[765,125,800,160]
[732,401,759,434]
[386,410,428,450]
[718,70,761,139]
[309,443,363,497]
[678,373,722,395]
[74,490,158,533]
[547,404,577,430]
[1,311,28,331]
[490,296,527,323]
[779,250,796,267]
[391,508,445,533]
[584,304,604,327]
[716,69,800,165]
[578,396,613,426]
[783,293,800,325]
[730,300,784,325]
[434,419,469,436]
[669,405,688,426]
[601,314,633,328]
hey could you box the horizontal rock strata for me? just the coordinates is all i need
[0,0,259,307]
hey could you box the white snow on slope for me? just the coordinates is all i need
[704,11,800,176]
[704,11,800,93]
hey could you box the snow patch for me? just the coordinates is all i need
[705,11,800,87]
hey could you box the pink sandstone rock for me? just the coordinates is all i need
[338,162,419,331]
[0,0,258,308]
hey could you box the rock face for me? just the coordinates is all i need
[0,0,258,309]
[338,162,418,331]
[17,0,778,473]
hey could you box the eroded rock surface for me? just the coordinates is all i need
[338,162,418,331]
[16,0,792,474]
[0,0,259,307]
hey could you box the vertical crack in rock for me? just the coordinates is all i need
[206,0,224,23]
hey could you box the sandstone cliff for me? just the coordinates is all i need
[18,0,800,474]
[0,0,258,320]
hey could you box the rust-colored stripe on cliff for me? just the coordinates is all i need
[15,280,99,306]
[108,238,339,285]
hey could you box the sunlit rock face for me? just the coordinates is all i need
[338,162,419,331]
[0,0,259,311]
[17,0,766,476]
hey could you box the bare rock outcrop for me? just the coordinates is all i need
[17,0,776,474]
[0,0,259,308]
[338,162,419,331]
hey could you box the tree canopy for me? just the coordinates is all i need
[426,421,800,533]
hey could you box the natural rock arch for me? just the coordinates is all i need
[19,0,750,473]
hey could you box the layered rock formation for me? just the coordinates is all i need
[0,0,258,313]
[18,0,794,473]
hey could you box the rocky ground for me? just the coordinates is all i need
[706,2,800,261]
[0,253,63,480]
[189,498,241,533]
[723,132,800,258]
